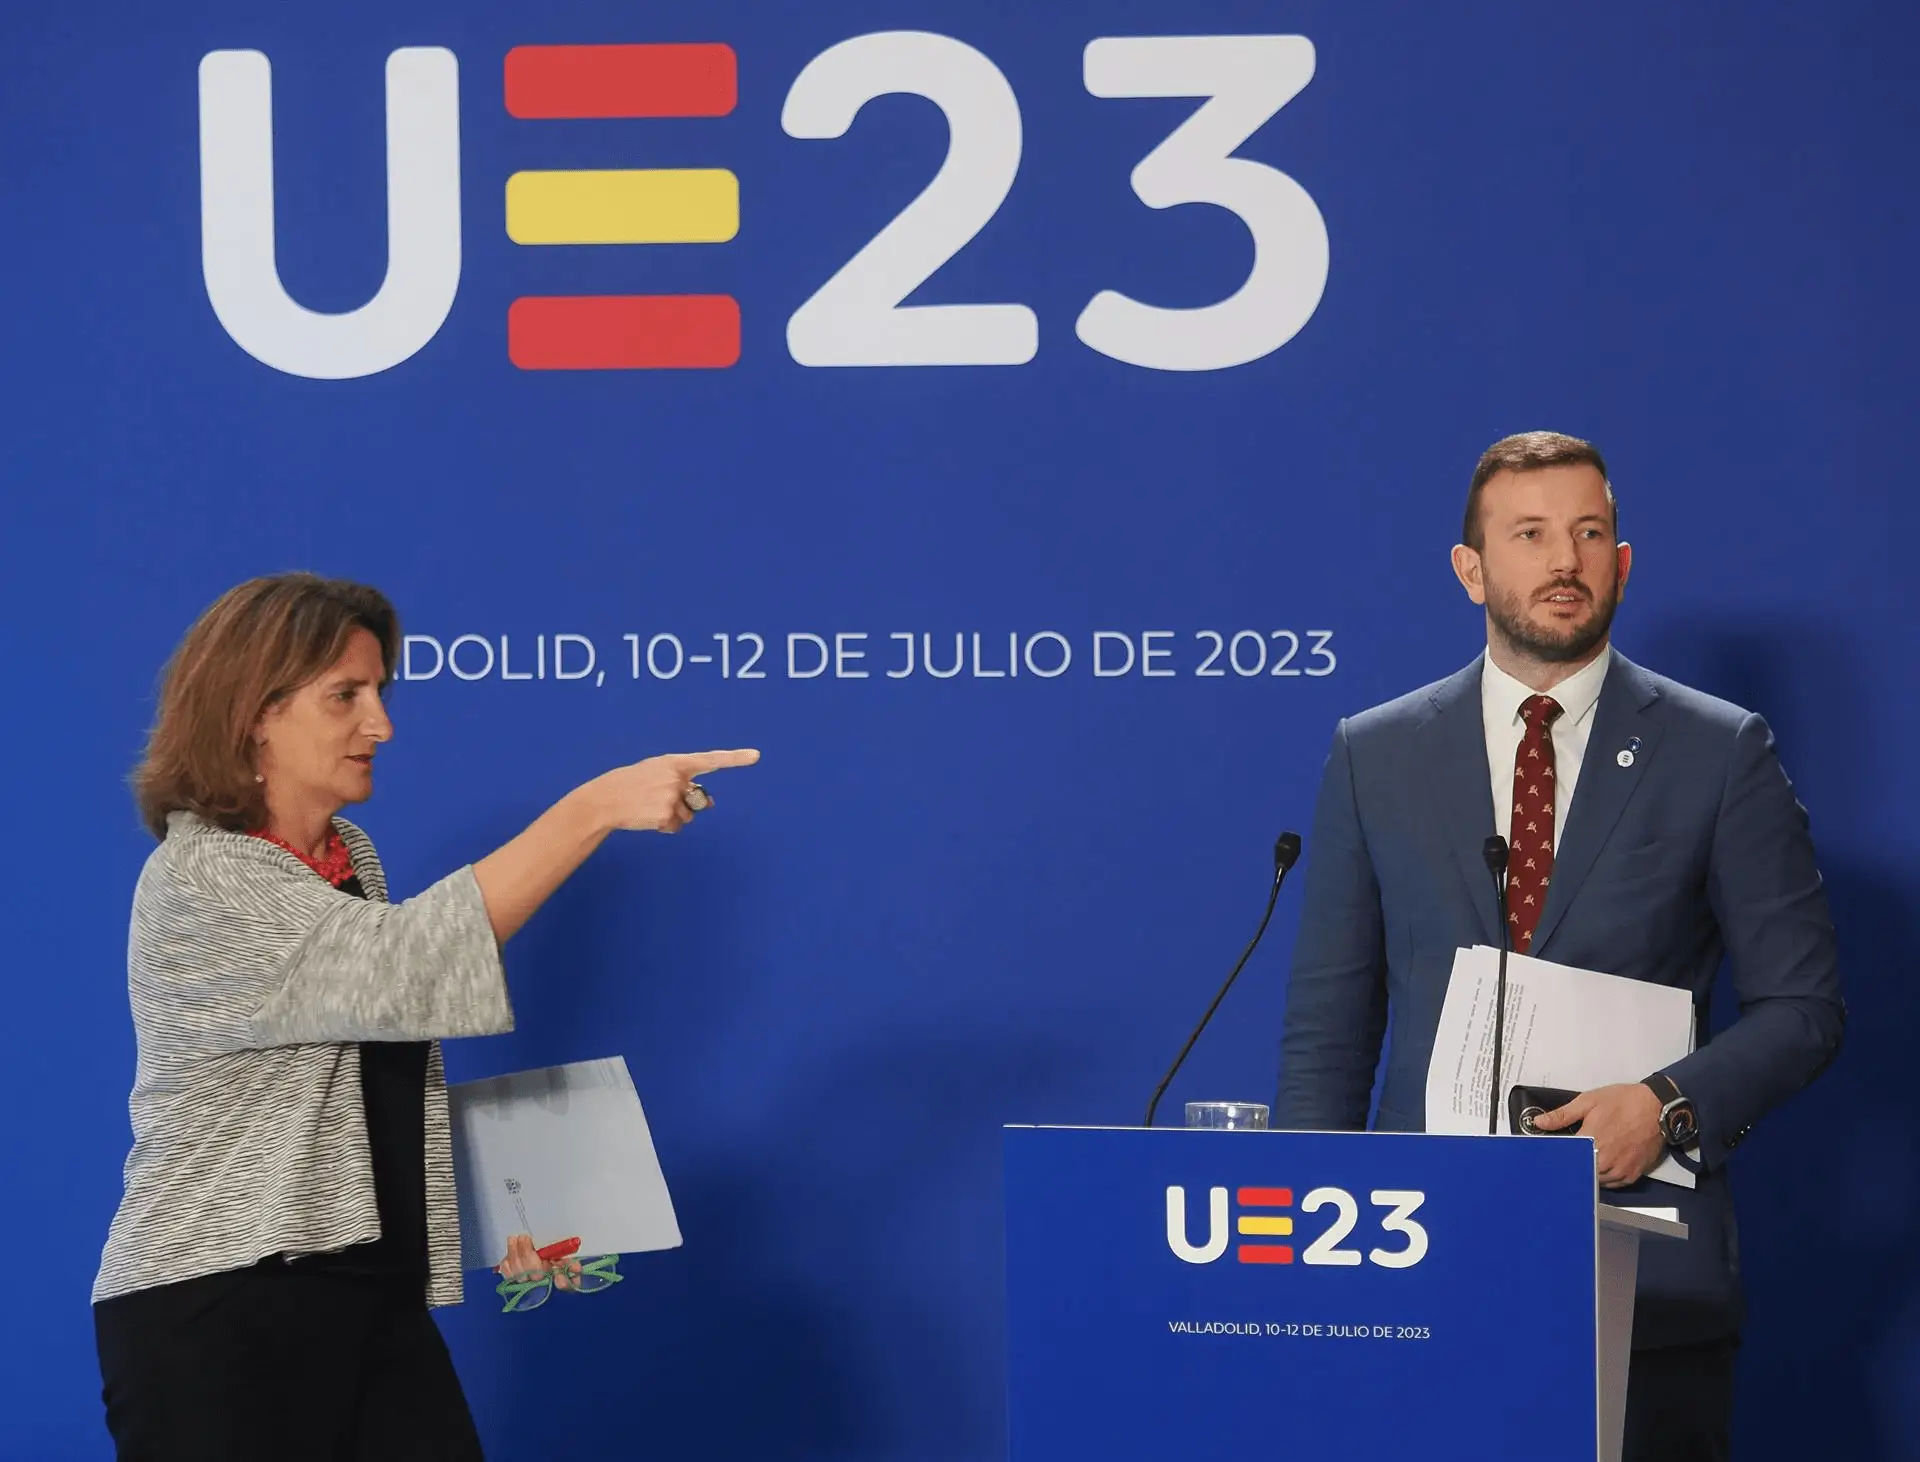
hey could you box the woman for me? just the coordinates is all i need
[91,573,757,1460]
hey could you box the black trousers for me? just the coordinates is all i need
[1625,1339,1738,1462]
[94,1263,484,1462]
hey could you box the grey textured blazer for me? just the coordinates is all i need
[93,812,514,1307]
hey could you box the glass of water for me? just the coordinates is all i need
[1185,1101,1270,1131]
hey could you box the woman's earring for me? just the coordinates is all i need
[254,773,264,784]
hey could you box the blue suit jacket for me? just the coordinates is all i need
[1275,649,1844,1347]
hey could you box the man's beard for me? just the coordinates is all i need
[1485,575,1619,664]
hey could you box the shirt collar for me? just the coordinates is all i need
[1480,645,1611,729]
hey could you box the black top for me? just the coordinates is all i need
[288,871,430,1286]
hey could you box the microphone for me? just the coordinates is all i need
[1144,832,1303,1128]
[1483,835,1511,1136]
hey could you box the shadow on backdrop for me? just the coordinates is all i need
[1641,622,1919,1462]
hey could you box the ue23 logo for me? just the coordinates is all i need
[1166,1185,1430,1268]
[198,32,1330,380]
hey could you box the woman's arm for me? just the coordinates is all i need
[140,749,760,1052]
[473,749,759,943]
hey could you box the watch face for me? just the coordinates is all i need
[1665,1102,1698,1145]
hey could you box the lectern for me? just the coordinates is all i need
[1004,1126,1684,1462]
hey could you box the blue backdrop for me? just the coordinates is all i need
[4,2,1916,1458]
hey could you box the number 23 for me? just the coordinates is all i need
[782,32,1329,371]
[1300,1188,1430,1268]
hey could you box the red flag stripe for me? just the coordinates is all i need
[505,44,737,119]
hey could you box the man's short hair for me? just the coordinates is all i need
[1462,431,1615,550]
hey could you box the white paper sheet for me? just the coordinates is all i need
[1425,945,1699,1188]
[448,1055,683,1270]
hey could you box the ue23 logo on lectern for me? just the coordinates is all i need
[1166,1185,1431,1268]
[197,33,1331,379]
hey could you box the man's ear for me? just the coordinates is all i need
[1615,541,1633,594]
[1451,543,1488,606]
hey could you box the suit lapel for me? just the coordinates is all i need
[1529,649,1664,955]
[1421,657,1500,944]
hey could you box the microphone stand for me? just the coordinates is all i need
[1484,835,1511,1136]
[1144,833,1302,1128]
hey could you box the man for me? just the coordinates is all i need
[1275,431,1843,1461]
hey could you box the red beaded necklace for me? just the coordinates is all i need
[250,826,357,886]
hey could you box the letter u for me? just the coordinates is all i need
[1165,1186,1229,1264]
[199,47,461,379]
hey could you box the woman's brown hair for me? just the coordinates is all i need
[133,574,401,838]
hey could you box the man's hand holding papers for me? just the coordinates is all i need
[1531,1082,1666,1187]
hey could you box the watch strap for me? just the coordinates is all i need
[1642,1072,1683,1108]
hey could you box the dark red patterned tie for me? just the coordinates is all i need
[1508,694,1564,951]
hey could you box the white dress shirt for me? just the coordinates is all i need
[1481,650,1611,852]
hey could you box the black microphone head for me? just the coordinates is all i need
[1482,835,1509,876]
[1274,832,1302,872]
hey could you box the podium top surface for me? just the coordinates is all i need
[1602,1205,1688,1240]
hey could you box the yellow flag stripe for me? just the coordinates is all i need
[506,169,739,245]
[1236,1215,1295,1236]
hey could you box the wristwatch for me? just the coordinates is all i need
[1642,1073,1699,1147]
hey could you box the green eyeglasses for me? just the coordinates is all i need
[496,1251,624,1313]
